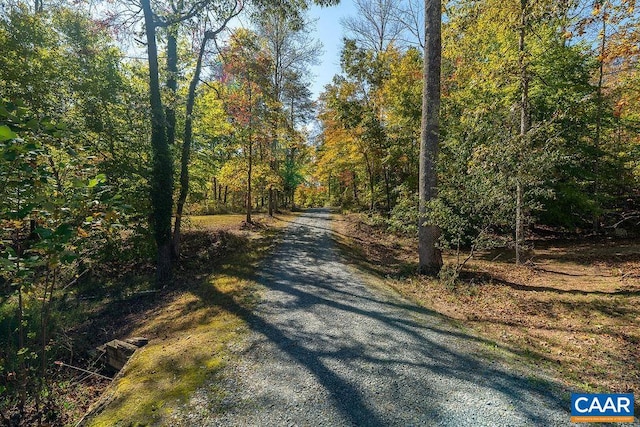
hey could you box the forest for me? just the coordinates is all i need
[1,0,639,424]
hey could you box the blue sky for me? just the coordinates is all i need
[308,0,357,99]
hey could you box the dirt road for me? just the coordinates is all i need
[177,209,569,426]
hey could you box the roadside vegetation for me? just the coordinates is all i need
[1,212,296,426]
[332,213,639,407]
[0,0,317,424]
[2,0,640,424]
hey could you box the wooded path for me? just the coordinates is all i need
[176,209,569,426]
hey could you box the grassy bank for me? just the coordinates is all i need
[81,212,298,426]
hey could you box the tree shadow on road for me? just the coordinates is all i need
[190,209,571,426]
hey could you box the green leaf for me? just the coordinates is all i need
[88,173,107,188]
[2,148,17,161]
[0,257,15,271]
[0,125,17,141]
[60,251,77,264]
[54,223,73,239]
[35,228,53,239]
[25,119,39,131]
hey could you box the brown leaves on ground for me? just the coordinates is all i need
[333,213,640,398]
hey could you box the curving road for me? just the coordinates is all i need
[179,209,569,426]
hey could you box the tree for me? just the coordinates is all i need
[172,0,243,258]
[341,0,405,52]
[220,28,272,223]
[515,0,529,265]
[0,7,140,420]
[418,0,443,274]
[137,0,229,280]
[141,0,174,285]
[253,7,320,215]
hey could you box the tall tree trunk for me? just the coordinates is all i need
[515,0,529,265]
[269,188,274,216]
[142,0,173,285]
[593,7,607,233]
[352,170,360,205]
[166,29,178,146]
[246,85,253,224]
[173,34,209,258]
[364,152,375,211]
[383,166,391,217]
[418,0,443,275]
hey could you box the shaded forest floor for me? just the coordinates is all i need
[1,212,298,427]
[332,213,640,403]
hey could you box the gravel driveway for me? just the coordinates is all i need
[179,209,570,426]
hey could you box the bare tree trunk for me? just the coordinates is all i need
[515,179,523,264]
[291,189,295,210]
[352,171,360,205]
[142,0,172,285]
[593,7,607,233]
[166,29,178,147]
[364,152,375,211]
[268,188,274,216]
[418,0,443,275]
[173,33,210,258]
[515,0,529,265]
[17,266,26,410]
[383,166,391,217]
[246,86,253,224]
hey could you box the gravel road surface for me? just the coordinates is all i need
[179,209,571,426]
